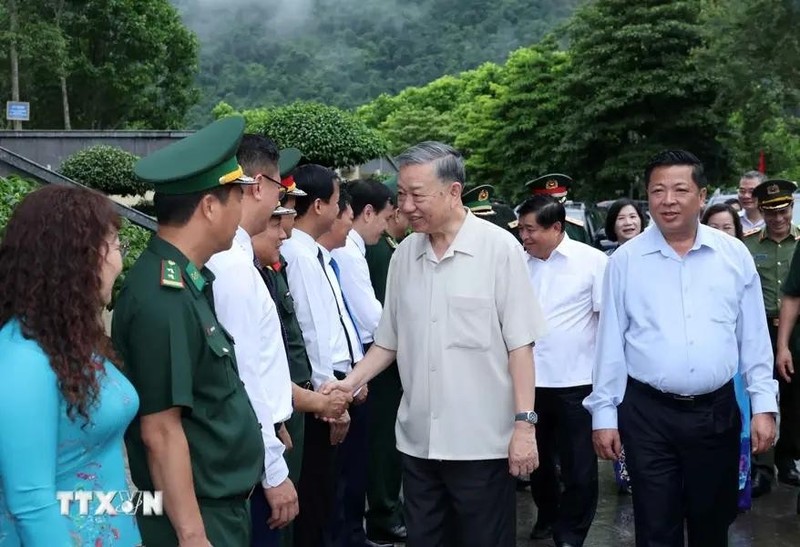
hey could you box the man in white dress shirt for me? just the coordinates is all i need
[518,195,606,547]
[205,134,299,546]
[279,164,354,547]
[738,170,767,232]
[329,180,395,547]
[584,150,777,546]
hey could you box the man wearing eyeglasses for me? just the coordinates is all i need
[206,134,299,547]
[738,171,767,232]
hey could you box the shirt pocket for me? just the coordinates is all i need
[204,323,238,394]
[279,291,296,317]
[446,295,492,351]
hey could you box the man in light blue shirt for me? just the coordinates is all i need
[584,150,777,547]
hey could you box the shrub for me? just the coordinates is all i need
[0,176,39,236]
[59,145,148,197]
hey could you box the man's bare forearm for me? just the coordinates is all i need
[291,383,325,413]
[347,344,396,391]
[778,296,800,350]
[508,345,535,413]
[141,410,207,543]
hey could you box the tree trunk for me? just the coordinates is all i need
[60,75,71,130]
[9,0,22,130]
[55,0,71,129]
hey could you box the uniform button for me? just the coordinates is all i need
[689,340,694,346]
[222,347,229,353]
[687,314,692,319]
[432,317,438,323]
[690,368,695,373]
[778,261,782,266]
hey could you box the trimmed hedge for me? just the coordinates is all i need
[59,145,148,197]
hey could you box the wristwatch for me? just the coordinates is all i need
[514,410,538,425]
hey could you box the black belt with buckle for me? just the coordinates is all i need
[628,376,733,406]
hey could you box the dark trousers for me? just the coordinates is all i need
[294,413,336,547]
[529,385,598,546]
[280,409,305,547]
[620,377,740,547]
[366,362,404,534]
[401,454,515,547]
[328,393,371,546]
[251,488,280,547]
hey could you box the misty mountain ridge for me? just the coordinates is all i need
[170,0,582,125]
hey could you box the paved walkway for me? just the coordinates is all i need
[515,460,800,546]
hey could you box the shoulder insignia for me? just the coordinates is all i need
[508,220,519,229]
[160,260,184,289]
[386,235,398,249]
[743,228,761,238]
[565,217,584,227]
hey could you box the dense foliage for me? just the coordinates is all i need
[358,0,800,201]
[214,101,388,168]
[0,0,199,129]
[59,146,146,197]
[0,176,37,234]
[173,0,582,126]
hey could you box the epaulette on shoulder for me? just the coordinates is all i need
[743,228,761,238]
[566,217,584,227]
[508,220,519,229]
[160,259,185,289]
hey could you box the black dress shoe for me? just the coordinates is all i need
[367,524,407,543]
[529,522,553,540]
[778,467,800,487]
[363,540,393,547]
[751,472,773,498]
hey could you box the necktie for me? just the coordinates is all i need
[329,257,364,352]
[317,250,359,362]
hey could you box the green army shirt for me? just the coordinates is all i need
[565,218,590,245]
[745,225,800,316]
[111,235,265,500]
[265,257,312,386]
[365,233,399,305]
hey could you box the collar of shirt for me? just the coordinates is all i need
[233,225,254,258]
[319,245,332,263]
[287,227,318,256]
[347,229,366,256]
[639,221,718,258]
[147,234,215,297]
[415,208,480,261]
[757,224,800,242]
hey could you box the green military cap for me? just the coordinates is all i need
[383,175,398,197]
[279,148,303,178]
[462,184,496,216]
[272,205,296,217]
[754,179,797,211]
[524,173,573,201]
[134,116,256,195]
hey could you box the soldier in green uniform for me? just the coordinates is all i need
[462,184,521,240]
[524,173,591,244]
[111,116,265,547]
[752,179,800,492]
[364,175,409,543]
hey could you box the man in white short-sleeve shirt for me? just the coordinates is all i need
[324,141,548,547]
[518,194,606,546]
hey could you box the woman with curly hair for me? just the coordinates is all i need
[0,185,141,546]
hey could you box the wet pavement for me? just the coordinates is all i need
[515,460,800,546]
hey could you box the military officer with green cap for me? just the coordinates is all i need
[462,184,497,216]
[111,116,265,547]
[363,174,409,543]
[524,173,591,244]
[749,179,800,491]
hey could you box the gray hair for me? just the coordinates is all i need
[396,141,466,186]
[741,170,767,184]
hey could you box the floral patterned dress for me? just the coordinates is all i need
[0,319,141,546]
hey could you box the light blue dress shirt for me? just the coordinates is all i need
[583,223,779,430]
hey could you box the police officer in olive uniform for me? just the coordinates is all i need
[744,180,800,497]
[364,175,409,543]
[524,173,591,244]
[112,116,265,546]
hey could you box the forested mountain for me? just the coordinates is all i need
[171,0,582,125]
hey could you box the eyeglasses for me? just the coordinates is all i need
[256,173,287,199]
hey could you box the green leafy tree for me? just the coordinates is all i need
[0,176,38,235]
[0,0,199,129]
[59,146,147,197]
[215,101,388,168]
[557,0,726,199]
